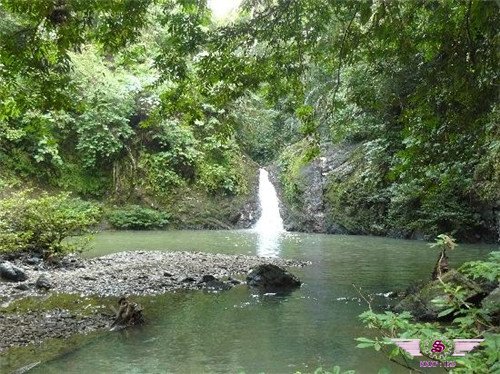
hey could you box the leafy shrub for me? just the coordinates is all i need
[198,162,243,195]
[295,104,317,136]
[55,162,111,197]
[197,138,247,195]
[459,251,500,283]
[0,190,101,256]
[139,152,185,192]
[106,205,169,230]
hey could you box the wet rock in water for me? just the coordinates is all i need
[228,277,241,285]
[206,280,232,291]
[0,262,28,282]
[197,274,233,291]
[394,270,487,321]
[36,274,53,290]
[246,264,301,292]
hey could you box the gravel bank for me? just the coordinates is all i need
[0,309,111,353]
[0,250,308,354]
[0,250,308,298]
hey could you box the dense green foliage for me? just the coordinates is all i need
[0,0,252,207]
[107,205,169,230]
[190,0,498,241]
[0,191,100,256]
[1,0,497,240]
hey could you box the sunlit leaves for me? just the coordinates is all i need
[459,251,500,283]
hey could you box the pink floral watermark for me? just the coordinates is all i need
[390,338,483,357]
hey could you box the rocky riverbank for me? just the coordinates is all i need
[0,251,307,299]
[0,251,308,353]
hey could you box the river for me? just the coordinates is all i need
[26,229,494,373]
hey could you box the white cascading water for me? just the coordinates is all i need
[254,168,284,257]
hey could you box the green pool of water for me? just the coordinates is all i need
[8,231,499,373]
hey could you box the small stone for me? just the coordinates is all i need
[163,272,173,277]
[202,279,233,291]
[15,283,29,290]
[228,277,241,285]
[36,274,53,290]
[26,257,42,265]
[199,274,216,283]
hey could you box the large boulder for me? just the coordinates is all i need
[246,264,301,292]
[394,270,486,321]
[482,286,500,313]
[482,286,500,325]
[270,143,358,234]
[0,261,28,282]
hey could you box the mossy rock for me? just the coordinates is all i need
[481,286,500,325]
[394,270,485,321]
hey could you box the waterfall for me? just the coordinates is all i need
[254,168,284,256]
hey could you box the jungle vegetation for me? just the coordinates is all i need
[0,1,498,372]
[0,0,498,241]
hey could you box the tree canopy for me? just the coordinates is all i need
[0,0,498,239]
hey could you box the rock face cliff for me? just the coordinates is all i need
[272,141,499,242]
[270,143,356,234]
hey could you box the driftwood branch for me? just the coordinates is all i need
[110,297,144,331]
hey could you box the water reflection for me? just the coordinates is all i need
[256,229,283,257]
